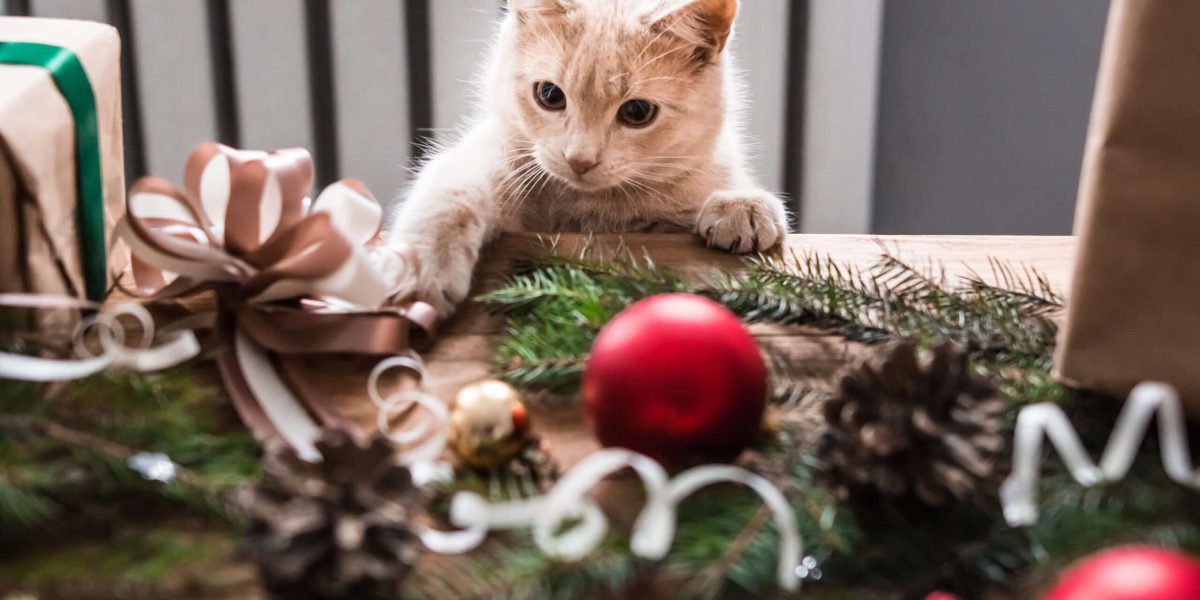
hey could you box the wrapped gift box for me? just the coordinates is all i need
[0,17,126,300]
[1057,0,1200,403]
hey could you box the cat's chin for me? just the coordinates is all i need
[562,179,619,193]
[543,169,620,194]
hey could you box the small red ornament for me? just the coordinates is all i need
[582,294,767,465]
[1041,546,1200,600]
[924,594,961,600]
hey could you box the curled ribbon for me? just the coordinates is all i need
[1000,382,1200,526]
[0,293,200,380]
[368,352,452,485]
[113,142,436,461]
[417,448,805,592]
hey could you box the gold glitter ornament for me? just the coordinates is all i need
[449,379,531,469]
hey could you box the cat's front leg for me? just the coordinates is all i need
[388,126,501,316]
[696,188,789,254]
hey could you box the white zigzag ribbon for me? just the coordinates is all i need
[417,448,804,592]
[1001,382,1200,526]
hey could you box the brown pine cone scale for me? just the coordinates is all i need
[818,341,1007,508]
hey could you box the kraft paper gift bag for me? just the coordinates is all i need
[1057,0,1200,403]
[0,17,127,301]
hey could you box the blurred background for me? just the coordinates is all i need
[0,0,1110,235]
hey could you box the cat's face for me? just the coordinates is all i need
[501,0,737,193]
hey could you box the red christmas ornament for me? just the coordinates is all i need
[582,294,767,465]
[924,593,961,600]
[1042,546,1200,600]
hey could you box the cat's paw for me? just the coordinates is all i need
[696,189,788,253]
[388,241,477,317]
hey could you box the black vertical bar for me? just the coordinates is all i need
[4,0,31,16]
[206,0,241,147]
[404,0,434,164]
[106,0,146,180]
[304,0,338,187]
[782,0,809,232]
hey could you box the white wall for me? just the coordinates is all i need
[871,0,1108,235]
[128,0,219,180]
[331,0,413,199]
[799,0,883,234]
[18,0,797,206]
[730,0,791,194]
[429,0,498,138]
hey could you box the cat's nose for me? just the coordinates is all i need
[566,155,599,177]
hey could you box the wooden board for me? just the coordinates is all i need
[111,233,1076,467]
[102,233,1075,597]
[419,232,1076,465]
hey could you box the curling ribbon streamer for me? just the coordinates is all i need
[368,352,452,485]
[418,449,804,592]
[0,42,107,300]
[1000,382,1200,527]
[0,294,199,380]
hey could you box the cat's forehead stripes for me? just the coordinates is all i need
[518,3,695,105]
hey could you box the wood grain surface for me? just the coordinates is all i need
[104,233,1076,599]
[422,233,1076,466]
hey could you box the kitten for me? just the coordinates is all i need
[389,0,789,315]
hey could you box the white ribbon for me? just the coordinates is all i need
[232,329,322,462]
[1001,382,1200,526]
[418,448,805,592]
[0,302,200,382]
[368,353,452,484]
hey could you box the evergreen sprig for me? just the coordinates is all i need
[0,366,256,538]
[479,246,1066,402]
[478,247,688,392]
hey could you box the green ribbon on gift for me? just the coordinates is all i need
[0,42,106,301]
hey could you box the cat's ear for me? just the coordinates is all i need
[507,0,571,21]
[641,0,738,61]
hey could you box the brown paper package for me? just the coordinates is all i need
[0,17,127,298]
[1057,0,1200,402]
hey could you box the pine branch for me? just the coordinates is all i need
[0,366,256,535]
[0,414,241,524]
[0,479,60,531]
[499,357,587,394]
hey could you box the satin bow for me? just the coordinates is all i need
[118,143,437,461]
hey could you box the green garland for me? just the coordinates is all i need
[0,365,258,595]
[469,247,1200,599]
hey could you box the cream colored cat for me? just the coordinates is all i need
[389,0,788,315]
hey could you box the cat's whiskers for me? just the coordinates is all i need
[497,161,539,203]
[619,174,669,214]
[495,156,543,217]
[510,160,553,213]
[635,161,703,174]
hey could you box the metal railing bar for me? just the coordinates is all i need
[206,0,240,147]
[304,0,338,187]
[106,0,147,180]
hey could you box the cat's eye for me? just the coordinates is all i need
[534,81,567,111]
[618,99,658,128]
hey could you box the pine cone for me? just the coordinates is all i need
[237,429,428,600]
[510,438,560,493]
[817,341,1006,508]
